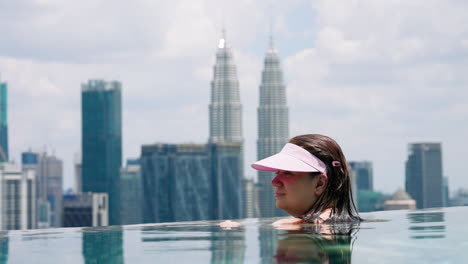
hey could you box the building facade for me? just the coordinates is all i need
[81,80,122,225]
[0,163,36,230]
[0,79,8,163]
[74,153,82,193]
[405,143,444,209]
[119,159,142,225]
[243,178,256,218]
[208,142,243,220]
[141,142,244,223]
[349,161,373,191]
[141,144,211,223]
[257,37,289,218]
[207,31,244,220]
[63,192,108,227]
[209,30,243,144]
[22,151,63,228]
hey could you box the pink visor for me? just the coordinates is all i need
[251,143,328,173]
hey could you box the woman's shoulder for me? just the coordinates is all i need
[272,217,304,226]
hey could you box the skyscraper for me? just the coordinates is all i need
[74,153,82,193]
[209,30,243,144]
[405,143,444,209]
[257,36,289,217]
[81,80,122,225]
[208,142,243,219]
[207,30,244,219]
[119,159,142,225]
[141,144,211,223]
[349,161,373,191]
[0,78,8,163]
[0,163,36,230]
[22,151,63,228]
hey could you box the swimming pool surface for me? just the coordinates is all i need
[0,206,466,263]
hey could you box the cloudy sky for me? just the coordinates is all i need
[0,0,467,195]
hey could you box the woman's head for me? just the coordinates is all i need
[288,134,358,222]
[252,134,359,222]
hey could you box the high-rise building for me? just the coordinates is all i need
[74,153,82,193]
[452,188,468,206]
[208,142,243,220]
[257,36,289,218]
[119,159,142,225]
[141,144,211,223]
[349,161,373,191]
[0,163,36,230]
[207,30,244,220]
[81,80,122,225]
[243,178,256,218]
[209,30,243,144]
[443,176,449,207]
[38,153,63,228]
[0,78,8,163]
[63,192,108,227]
[405,143,444,209]
[21,151,63,228]
[141,142,244,223]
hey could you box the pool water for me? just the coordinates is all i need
[0,206,467,263]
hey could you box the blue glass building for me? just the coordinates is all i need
[208,142,243,220]
[0,80,8,163]
[81,80,122,225]
[405,143,444,209]
[119,159,142,225]
[141,142,244,223]
[349,161,374,191]
[141,144,211,223]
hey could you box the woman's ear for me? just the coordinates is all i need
[315,173,328,196]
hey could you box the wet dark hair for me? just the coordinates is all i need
[289,134,360,223]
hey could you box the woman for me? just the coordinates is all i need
[253,134,360,225]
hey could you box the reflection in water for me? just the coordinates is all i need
[0,232,8,264]
[407,212,445,239]
[210,227,245,264]
[407,212,444,224]
[259,229,277,264]
[140,224,245,263]
[261,223,357,264]
[82,227,124,264]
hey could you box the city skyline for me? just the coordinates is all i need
[0,0,467,195]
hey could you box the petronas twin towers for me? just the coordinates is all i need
[209,31,243,144]
[209,31,289,217]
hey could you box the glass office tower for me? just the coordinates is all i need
[405,143,444,209]
[81,80,122,225]
[349,161,373,191]
[141,144,211,223]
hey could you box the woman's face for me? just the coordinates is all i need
[271,170,320,217]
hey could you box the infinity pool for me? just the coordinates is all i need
[0,206,467,263]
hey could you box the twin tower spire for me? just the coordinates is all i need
[208,30,289,217]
